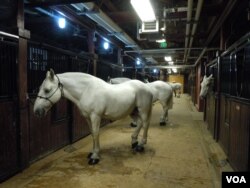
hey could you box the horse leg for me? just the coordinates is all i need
[132,106,152,153]
[130,117,137,127]
[130,116,142,149]
[88,114,101,165]
[130,108,138,127]
[160,104,168,126]
[136,112,151,152]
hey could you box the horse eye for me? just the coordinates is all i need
[44,88,50,94]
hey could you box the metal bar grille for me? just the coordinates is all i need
[0,41,17,98]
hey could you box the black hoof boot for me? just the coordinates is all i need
[87,152,93,159]
[88,158,99,165]
[160,122,166,126]
[135,145,144,152]
[131,141,138,149]
[130,122,137,127]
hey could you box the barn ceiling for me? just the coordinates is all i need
[0,0,249,74]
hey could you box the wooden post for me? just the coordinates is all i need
[87,31,96,76]
[17,0,30,168]
[117,48,123,76]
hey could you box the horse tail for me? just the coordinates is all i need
[167,90,174,109]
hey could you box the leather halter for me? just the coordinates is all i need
[37,74,64,106]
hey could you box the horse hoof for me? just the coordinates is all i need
[130,123,137,127]
[87,152,93,159]
[135,145,144,152]
[160,122,166,126]
[88,158,99,165]
[131,141,138,149]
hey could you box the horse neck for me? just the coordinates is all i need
[57,73,93,105]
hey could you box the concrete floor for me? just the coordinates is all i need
[0,94,233,188]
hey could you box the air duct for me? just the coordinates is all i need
[186,0,204,60]
[183,0,193,62]
[72,3,140,50]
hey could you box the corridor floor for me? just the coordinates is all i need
[0,94,232,188]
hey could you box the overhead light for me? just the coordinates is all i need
[136,59,141,65]
[153,68,158,73]
[103,41,109,50]
[168,61,174,65]
[131,0,156,22]
[58,17,66,29]
[164,56,172,62]
[172,68,177,73]
[156,39,166,43]
[0,31,19,39]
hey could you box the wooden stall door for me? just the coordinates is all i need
[229,101,250,171]
[205,93,216,138]
[218,95,230,154]
[0,41,19,182]
[71,106,90,142]
[27,44,72,162]
[0,101,19,182]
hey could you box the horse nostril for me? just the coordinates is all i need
[34,108,45,117]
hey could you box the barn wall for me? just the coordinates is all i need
[202,33,250,171]
[0,40,19,181]
[0,38,95,182]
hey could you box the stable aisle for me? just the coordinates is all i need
[0,94,232,188]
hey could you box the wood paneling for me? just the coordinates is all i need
[71,106,90,142]
[218,95,230,154]
[206,93,216,138]
[0,101,19,181]
[29,99,70,162]
[229,100,250,171]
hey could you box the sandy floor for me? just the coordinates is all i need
[0,94,232,188]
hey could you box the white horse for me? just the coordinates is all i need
[168,82,182,97]
[109,77,173,126]
[199,74,213,99]
[33,69,153,165]
[108,77,131,84]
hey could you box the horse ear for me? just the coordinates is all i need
[46,68,55,80]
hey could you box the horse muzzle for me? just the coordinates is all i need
[34,108,46,117]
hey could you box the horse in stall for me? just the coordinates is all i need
[33,69,153,165]
[108,77,173,126]
[199,74,214,99]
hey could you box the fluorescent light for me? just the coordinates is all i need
[156,39,166,43]
[172,68,177,73]
[136,59,141,65]
[0,31,19,39]
[103,41,109,50]
[153,68,158,73]
[58,17,66,29]
[164,56,172,62]
[131,0,156,22]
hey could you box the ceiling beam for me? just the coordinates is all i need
[25,0,96,8]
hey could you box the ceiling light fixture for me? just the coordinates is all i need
[164,56,172,62]
[131,0,156,22]
[156,39,166,43]
[168,61,174,65]
[103,41,109,50]
[58,17,66,29]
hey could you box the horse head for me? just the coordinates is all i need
[199,74,213,99]
[33,69,63,117]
